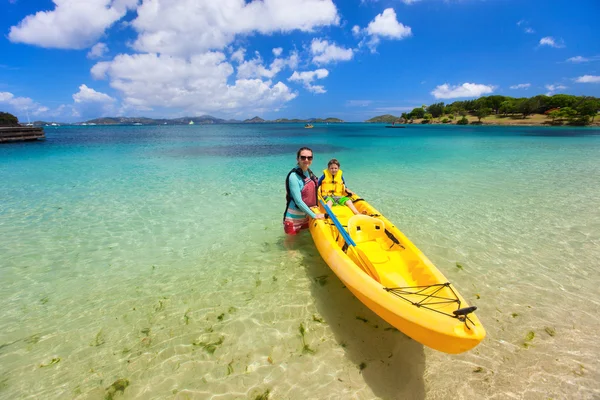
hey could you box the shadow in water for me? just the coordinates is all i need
[283,234,426,400]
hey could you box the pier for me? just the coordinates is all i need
[0,126,45,143]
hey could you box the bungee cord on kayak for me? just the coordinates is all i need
[383,283,478,329]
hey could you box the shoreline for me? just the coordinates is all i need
[390,114,600,128]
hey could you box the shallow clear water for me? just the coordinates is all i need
[1,124,599,399]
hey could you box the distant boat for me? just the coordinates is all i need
[304,123,314,128]
[189,121,195,125]
[385,125,406,129]
[133,122,142,126]
[25,111,33,126]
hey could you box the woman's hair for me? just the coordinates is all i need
[327,158,340,167]
[296,147,313,158]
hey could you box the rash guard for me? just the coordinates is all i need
[287,168,317,218]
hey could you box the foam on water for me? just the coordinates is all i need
[1,124,599,399]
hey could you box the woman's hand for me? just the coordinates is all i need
[314,213,326,220]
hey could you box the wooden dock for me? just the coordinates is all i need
[0,126,45,143]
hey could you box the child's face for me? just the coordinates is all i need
[328,164,339,175]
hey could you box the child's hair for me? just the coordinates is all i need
[327,158,340,167]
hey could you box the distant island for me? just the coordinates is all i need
[4,93,599,128]
[366,94,600,127]
[25,115,345,126]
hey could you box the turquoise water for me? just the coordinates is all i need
[1,124,599,399]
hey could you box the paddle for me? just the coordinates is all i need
[319,199,380,282]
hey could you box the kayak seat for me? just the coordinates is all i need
[348,215,386,244]
[348,215,390,264]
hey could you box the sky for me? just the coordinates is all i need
[1,0,599,123]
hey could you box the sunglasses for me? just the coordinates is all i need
[299,155,313,161]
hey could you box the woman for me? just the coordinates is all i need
[283,147,326,234]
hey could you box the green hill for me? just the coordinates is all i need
[365,114,398,123]
[244,116,265,123]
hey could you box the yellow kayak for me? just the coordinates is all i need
[309,194,485,354]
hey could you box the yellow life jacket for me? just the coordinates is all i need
[320,169,345,197]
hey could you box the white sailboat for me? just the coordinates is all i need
[25,111,33,127]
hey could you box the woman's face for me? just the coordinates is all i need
[297,150,313,169]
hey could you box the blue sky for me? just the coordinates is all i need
[1,0,599,122]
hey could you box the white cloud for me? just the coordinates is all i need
[575,75,600,83]
[72,85,118,119]
[272,47,283,57]
[230,48,246,63]
[287,50,300,70]
[0,92,13,102]
[565,56,600,64]
[131,0,339,57]
[545,84,567,95]
[237,54,274,79]
[310,39,353,64]
[288,68,329,93]
[0,91,49,115]
[73,84,115,103]
[539,36,565,48]
[87,42,109,59]
[92,52,297,112]
[236,50,299,79]
[401,0,421,4]
[354,8,412,52]
[8,0,138,49]
[517,20,535,34]
[366,8,412,39]
[431,83,495,99]
[509,83,531,89]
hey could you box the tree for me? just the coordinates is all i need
[476,107,492,122]
[559,107,578,122]
[547,109,562,123]
[576,97,600,122]
[0,111,19,126]
[548,94,578,109]
[410,107,425,119]
[519,98,535,118]
[486,95,507,114]
[457,116,469,125]
[426,102,445,118]
[499,100,515,116]
[530,95,551,113]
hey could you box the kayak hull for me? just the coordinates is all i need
[309,195,485,354]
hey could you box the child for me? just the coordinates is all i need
[318,159,363,215]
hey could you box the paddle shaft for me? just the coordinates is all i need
[319,199,356,246]
[319,199,379,280]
